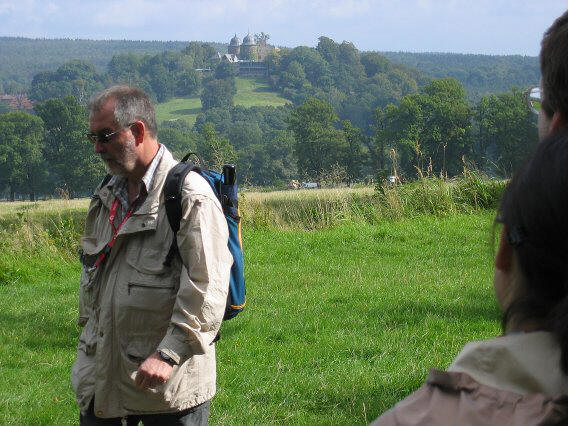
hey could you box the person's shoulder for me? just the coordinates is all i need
[181,170,222,210]
[183,170,213,194]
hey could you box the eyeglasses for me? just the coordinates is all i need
[527,87,541,115]
[86,122,136,144]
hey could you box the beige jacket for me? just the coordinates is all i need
[372,332,568,425]
[71,148,233,418]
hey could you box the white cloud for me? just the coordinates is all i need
[326,0,371,18]
[45,2,60,14]
[0,2,17,14]
[91,0,163,27]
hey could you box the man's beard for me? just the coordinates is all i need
[100,138,137,177]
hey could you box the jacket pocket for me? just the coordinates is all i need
[123,245,180,313]
[127,281,176,294]
[78,238,108,325]
[124,279,177,321]
[125,245,172,275]
[119,338,181,412]
[117,247,180,337]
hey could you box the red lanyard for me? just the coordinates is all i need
[94,198,135,268]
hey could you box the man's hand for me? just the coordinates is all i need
[134,352,174,389]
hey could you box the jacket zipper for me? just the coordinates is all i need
[128,282,176,294]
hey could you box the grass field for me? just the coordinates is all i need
[155,77,289,126]
[232,78,290,108]
[0,192,500,424]
[155,97,202,126]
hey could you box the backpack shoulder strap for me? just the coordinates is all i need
[163,161,199,266]
[100,174,112,189]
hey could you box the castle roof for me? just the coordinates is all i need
[243,33,255,46]
[230,34,241,46]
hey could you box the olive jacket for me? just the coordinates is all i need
[372,332,568,425]
[71,147,233,418]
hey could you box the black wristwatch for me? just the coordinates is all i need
[157,350,177,366]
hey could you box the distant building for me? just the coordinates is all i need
[208,32,269,76]
[238,60,268,77]
[240,33,257,61]
[0,94,33,111]
[222,53,239,63]
[228,34,241,57]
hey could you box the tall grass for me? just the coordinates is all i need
[0,200,86,286]
[0,173,506,251]
[241,174,506,230]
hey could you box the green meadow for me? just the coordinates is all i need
[155,77,289,126]
[0,183,502,424]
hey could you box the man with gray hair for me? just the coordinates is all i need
[73,85,233,425]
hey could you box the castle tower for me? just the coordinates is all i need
[228,34,241,57]
[240,33,257,61]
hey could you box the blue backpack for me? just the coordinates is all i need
[163,153,246,320]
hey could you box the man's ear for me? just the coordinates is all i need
[130,121,145,145]
[496,227,513,271]
[550,111,567,133]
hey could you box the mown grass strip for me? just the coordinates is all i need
[233,78,290,108]
[154,77,289,126]
[0,209,499,424]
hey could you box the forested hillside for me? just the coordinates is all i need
[0,36,540,200]
[382,51,539,101]
[1,37,540,101]
[0,37,226,93]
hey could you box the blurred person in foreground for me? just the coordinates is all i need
[533,9,568,140]
[372,131,568,426]
[71,85,232,425]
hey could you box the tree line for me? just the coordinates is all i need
[0,78,537,200]
[0,38,214,94]
[0,97,104,200]
[1,37,539,105]
[381,51,540,102]
[193,79,537,186]
[16,36,540,137]
[28,42,220,105]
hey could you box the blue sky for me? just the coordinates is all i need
[0,0,566,55]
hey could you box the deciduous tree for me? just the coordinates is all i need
[0,112,45,200]
[200,79,235,111]
[35,96,105,197]
[288,97,348,178]
[475,89,537,175]
[198,123,237,170]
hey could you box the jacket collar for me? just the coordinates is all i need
[449,331,568,397]
[96,147,178,216]
[133,147,177,216]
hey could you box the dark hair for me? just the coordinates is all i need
[540,9,568,118]
[499,130,568,372]
[88,85,157,138]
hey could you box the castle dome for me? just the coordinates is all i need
[230,34,241,46]
[243,33,255,46]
